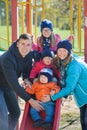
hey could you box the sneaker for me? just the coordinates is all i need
[33,119,43,128]
[42,122,52,129]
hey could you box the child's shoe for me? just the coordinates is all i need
[33,119,43,128]
[42,121,52,129]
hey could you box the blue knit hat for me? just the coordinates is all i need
[41,49,54,59]
[40,68,53,82]
[40,19,53,32]
[57,39,72,54]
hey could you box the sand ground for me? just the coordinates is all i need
[59,95,81,130]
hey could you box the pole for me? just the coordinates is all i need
[11,0,18,42]
[26,0,32,34]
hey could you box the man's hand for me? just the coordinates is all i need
[18,77,25,88]
[28,98,44,111]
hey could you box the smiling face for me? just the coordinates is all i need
[42,56,53,65]
[57,48,69,60]
[17,39,32,58]
[42,28,52,38]
[39,74,48,83]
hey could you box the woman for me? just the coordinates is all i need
[42,39,87,130]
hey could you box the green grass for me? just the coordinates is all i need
[0,26,84,56]
[0,26,12,50]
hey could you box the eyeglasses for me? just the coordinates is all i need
[43,29,51,32]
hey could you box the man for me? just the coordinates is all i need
[0,33,43,130]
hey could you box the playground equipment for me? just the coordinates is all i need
[20,99,61,130]
[0,0,87,57]
[0,0,87,129]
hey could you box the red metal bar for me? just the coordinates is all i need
[11,0,18,42]
[11,1,19,128]
[52,99,61,130]
[26,0,32,34]
[84,0,87,62]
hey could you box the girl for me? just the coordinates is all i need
[32,19,74,54]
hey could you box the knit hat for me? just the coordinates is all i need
[40,19,53,32]
[41,49,54,59]
[57,39,72,54]
[40,68,53,82]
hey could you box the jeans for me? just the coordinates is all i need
[0,88,20,130]
[0,89,8,130]
[30,101,55,122]
[80,104,87,130]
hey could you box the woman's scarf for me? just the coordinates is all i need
[59,60,66,88]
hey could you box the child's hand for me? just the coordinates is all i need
[50,90,55,96]
[24,78,32,88]
[41,95,51,102]
[67,34,74,42]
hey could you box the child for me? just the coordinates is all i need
[32,19,61,54]
[29,49,60,83]
[32,19,74,54]
[26,68,60,129]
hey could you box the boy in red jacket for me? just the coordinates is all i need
[29,49,59,83]
[26,68,60,129]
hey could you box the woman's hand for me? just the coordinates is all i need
[28,98,44,111]
[41,95,51,102]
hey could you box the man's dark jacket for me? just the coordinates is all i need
[0,41,40,101]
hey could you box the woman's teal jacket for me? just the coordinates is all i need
[51,57,87,108]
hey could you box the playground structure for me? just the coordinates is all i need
[0,0,87,61]
[0,0,87,130]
